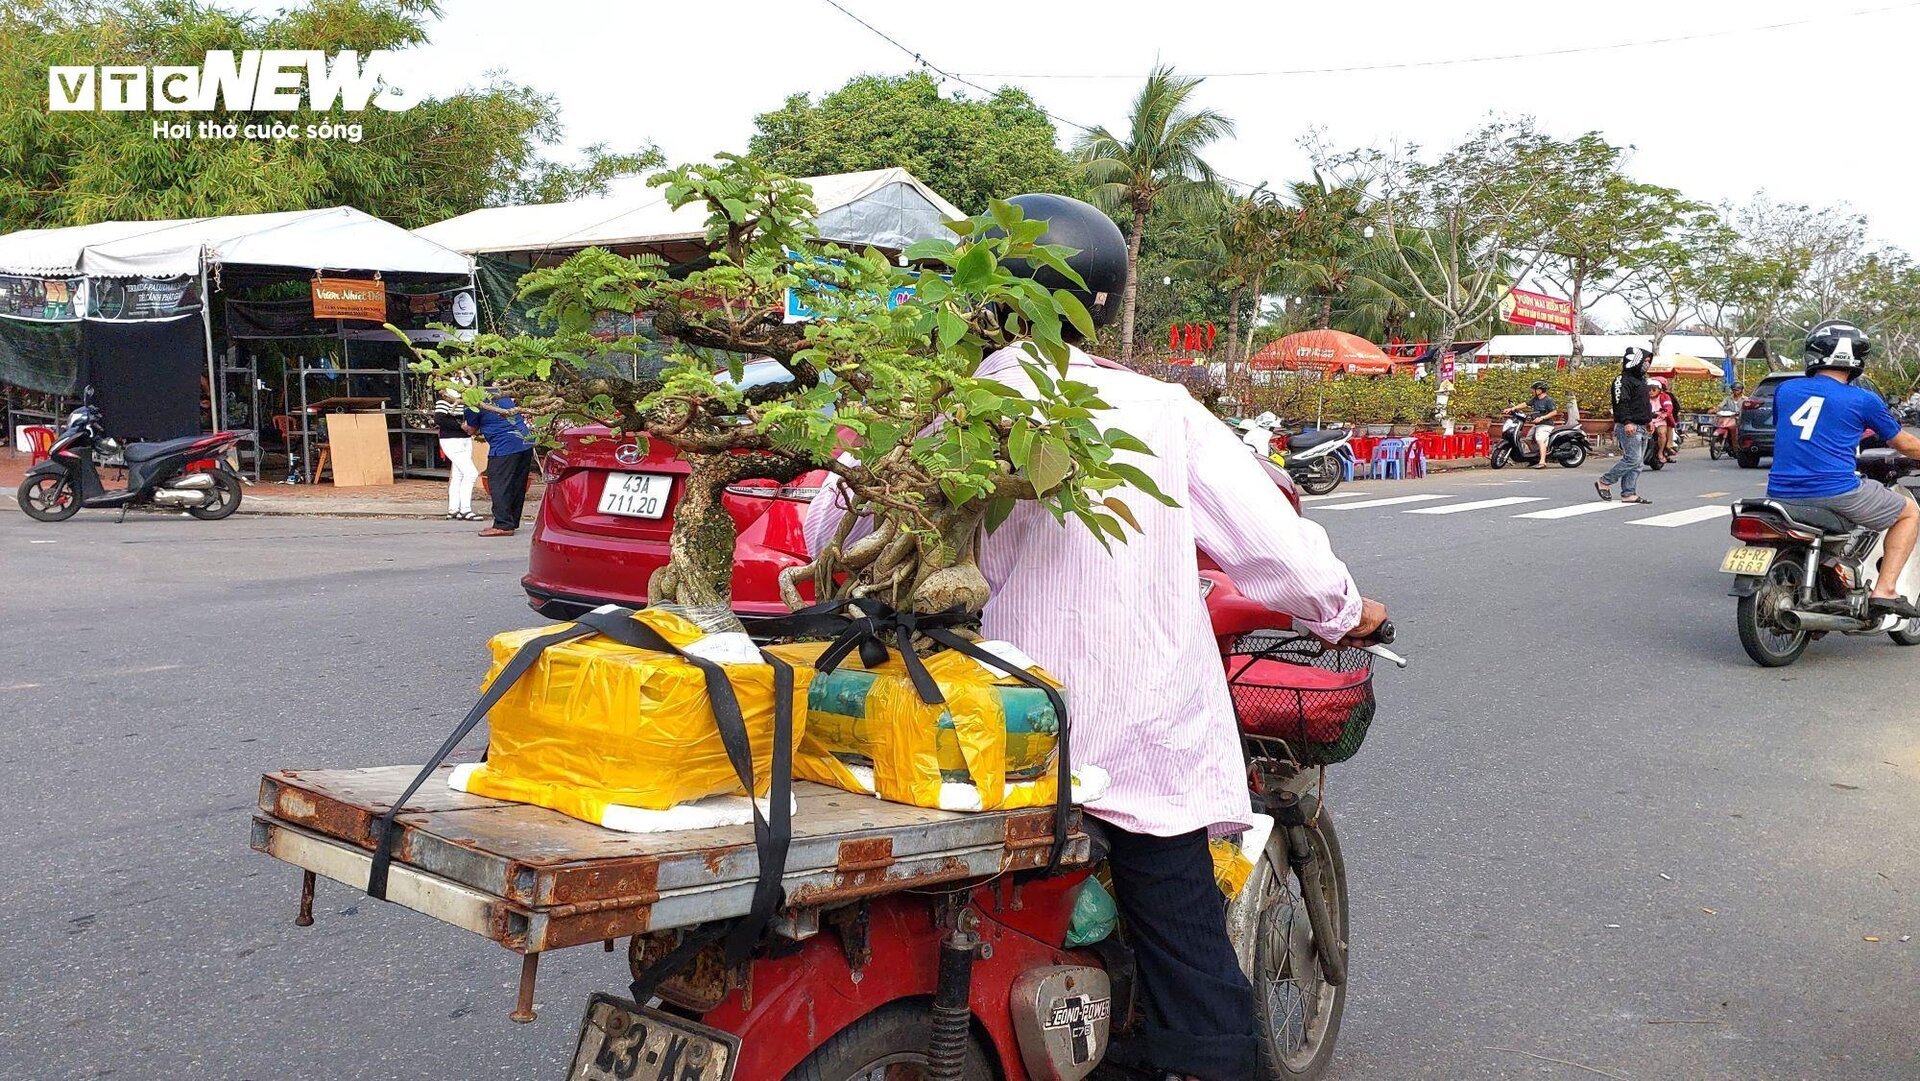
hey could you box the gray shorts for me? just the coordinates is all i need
[1786,482,1914,532]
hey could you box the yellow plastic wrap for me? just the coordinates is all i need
[771,641,1065,811]
[458,609,810,825]
[1211,838,1255,899]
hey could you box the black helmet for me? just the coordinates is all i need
[1531,380,1550,392]
[991,194,1128,328]
[1622,346,1651,372]
[1804,319,1870,375]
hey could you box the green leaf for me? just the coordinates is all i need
[1008,417,1034,468]
[902,238,956,263]
[1108,461,1179,506]
[1027,437,1071,496]
[1103,428,1153,455]
[984,495,1017,533]
[1054,289,1096,339]
[936,309,966,349]
[952,243,994,291]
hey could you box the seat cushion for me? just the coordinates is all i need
[1735,498,1854,536]
[124,435,209,462]
[1287,430,1344,452]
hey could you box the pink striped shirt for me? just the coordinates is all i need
[804,345,1363,836]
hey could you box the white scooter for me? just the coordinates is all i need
[1239,415,1354,496]
[1724,448,1920,666]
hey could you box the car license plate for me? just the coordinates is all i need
[598,472,672,519]
[1720,546,1777,575]
[567,994,738,1081]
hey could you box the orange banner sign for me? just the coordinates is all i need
[310,277,387,321]
[1498,288,1575,332]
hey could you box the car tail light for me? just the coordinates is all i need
[1731,516,1807,543]
[725,484,822,502]
[540,451,568,482]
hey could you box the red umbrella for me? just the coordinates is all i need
[1249,330,1393,375]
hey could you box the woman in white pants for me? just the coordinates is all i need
[434,389,481,520]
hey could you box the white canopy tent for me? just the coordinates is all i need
[416,168,966,259]
[0,206,472,280]
[1478,334,1766,363]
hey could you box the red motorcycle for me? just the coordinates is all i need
[563,572,1399,1081]
[16,403,244,522]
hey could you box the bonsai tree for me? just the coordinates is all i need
[409,156,1169,633]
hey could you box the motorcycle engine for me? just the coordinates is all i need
[1009,966,1111,1081]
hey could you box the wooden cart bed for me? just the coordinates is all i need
[251,765,1090,954]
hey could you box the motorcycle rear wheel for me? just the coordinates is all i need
[1252,811,1347,1080]
[18,474,81,522]
[785,1001,994,1081]
[1557,444,1588,468]
[1709,437,1728,461]
[1891,619,1920,646]
[1298,460,1342,496]
[1737,560,1810,667]
[186,469,243,521]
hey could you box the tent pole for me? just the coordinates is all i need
[200,261,220,433]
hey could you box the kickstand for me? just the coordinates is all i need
[116,507,128,524]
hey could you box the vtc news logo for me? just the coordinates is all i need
[48,50,419,112]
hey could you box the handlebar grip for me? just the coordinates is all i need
[1374,620,1395,645]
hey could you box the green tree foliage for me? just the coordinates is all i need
[1075,65,1233,366]
[410,157,1168,629]
[0,0,658,229]
[746,73,1073,215]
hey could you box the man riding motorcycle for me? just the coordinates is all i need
[1769,319,1920,619]
[1508,380,1559,469]
[803,193,1388,1081]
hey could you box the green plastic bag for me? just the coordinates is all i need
[1065,877,1118,948]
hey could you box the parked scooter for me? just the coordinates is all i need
[16,403,244,522]
[1724,448,1920,666]
[1489,407,1591,469]
[1236,416,1354,496]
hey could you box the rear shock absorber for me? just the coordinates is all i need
[927,909,981,1081]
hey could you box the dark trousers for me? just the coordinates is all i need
[485,448,533,531]
[1105,825,1258,1080]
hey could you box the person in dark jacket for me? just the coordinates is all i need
[1595,347,1655,504]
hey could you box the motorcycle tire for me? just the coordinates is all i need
[17,474,81,522]
[1557,444,1588,468]
[784,1000,994,1081]
[1643,447,1665,471]
[1298,461,1342,496]
[1488,444,1510,469]
[185,469,243,521]
[1891,619,1920,647]
[1736,451,1761,469]
[1709,438,1727,461]
[1737,560,1810,667]
[1253,809,1348,1080]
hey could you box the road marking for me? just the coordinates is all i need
[1315,494,1449,511]
[1629,505,1732,528]
[1698,491,1730,497]
[1405,497,1546,515]
[1513,502,1629,519]
[1300,491,1374,502]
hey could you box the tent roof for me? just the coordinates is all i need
[0,206,472,279]
[1480,334,1764,361]
[415,167,967,256]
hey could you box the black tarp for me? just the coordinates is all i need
[82,315,204,440]
[0,318,83,394]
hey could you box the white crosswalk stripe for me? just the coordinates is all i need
[1300,491,1374,502]
[1315,494,1450,511]
[1405,497,1546,515]
[1629,504,1732,528]
[1512,502,1629,520]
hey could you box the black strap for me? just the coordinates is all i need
[368,607,796,971]
[754,599,1075,872]
[367,622,596,899]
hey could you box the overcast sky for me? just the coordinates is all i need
[375,0,1919,252]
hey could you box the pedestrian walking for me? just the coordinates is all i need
[464,390,535,537]
[1595,347,1655,505]
[434,388,481,521]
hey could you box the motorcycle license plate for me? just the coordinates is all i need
[567,994,738,1081]
[598,472,672,519]
[1720,546,1777,575]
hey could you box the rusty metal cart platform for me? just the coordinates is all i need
[252,765,1090,958]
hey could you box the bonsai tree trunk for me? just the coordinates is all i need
[646,451,811,622]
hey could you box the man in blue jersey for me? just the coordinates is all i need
[1768,320,1920,618]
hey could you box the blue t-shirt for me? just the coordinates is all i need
[464,395,534,456]
[1767,375,1902,498]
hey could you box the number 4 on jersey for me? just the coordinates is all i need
[1790,396,1824,441]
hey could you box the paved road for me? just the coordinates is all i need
[1,455,1915,1080]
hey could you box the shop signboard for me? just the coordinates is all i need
[90,275,202,320]
[1498,287,1575,332]
[0,274,84,321]
[310,277,387,321]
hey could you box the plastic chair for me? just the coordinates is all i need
[24,425,55,465]
[1404,442,1428,478]
[1368,438,1408,480]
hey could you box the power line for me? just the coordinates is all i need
[815,0,1269,193]
[951,1,1920,80]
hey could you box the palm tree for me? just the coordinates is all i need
[1175,185,1288,375]
[1076,65,1234,365]
[1273,173,1376,330]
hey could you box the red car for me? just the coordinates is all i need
[524,359,1298,618]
